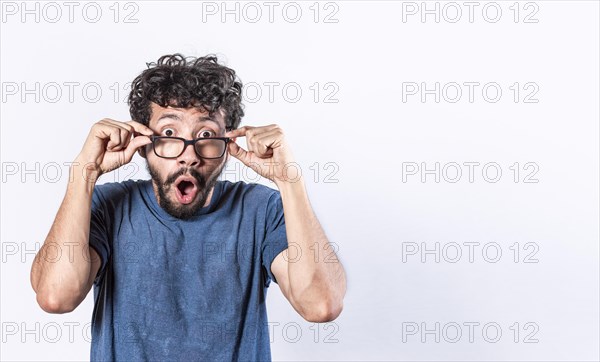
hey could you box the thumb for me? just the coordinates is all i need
[228,140,253,166]
[123,136,152,162]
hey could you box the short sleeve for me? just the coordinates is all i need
[261,191,289,287]
[89,187,111,286]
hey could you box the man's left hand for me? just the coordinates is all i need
[225,124,300,186]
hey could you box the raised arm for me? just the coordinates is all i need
[225,124,347,322]
[30,119,153,313]
[270,178,346,322]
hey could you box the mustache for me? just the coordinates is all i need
[164,167,206,189]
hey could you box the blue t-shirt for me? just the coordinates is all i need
[88,179,289,361]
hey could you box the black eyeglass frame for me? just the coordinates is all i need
[148,135,231,159]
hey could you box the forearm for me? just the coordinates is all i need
[277,177,347,317]
[31,162,98,312]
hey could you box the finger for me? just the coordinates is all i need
[248,137,273,158]
[96,121,131,150]
[239,125,280,152]
[108,125,135,152]
[225,126,252,138]
[118,127,134,150]
[102,119,148,140]
[228,140,254,166]
[110,128,127,151]
[105,127,122,151]
[250,124,279,136]
[225,124,279,138]
[101,120,151,150]
[126,120,154,136]
[100,119,135,134]
[247,130,282,157]
[123,135,153,161]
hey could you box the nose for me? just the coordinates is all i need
[177,142,202,167]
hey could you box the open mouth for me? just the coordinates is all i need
[174,176,199,205]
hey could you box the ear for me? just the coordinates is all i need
[138,147,147,159]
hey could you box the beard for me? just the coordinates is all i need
[146,162,224,220]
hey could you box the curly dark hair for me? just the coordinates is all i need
[128,54,244,131]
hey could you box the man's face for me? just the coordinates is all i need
[143,102,230,220]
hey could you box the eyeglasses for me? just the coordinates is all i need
[149,136,230,159]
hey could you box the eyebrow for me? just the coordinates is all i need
[156,113,221,127]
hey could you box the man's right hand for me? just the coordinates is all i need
[75,119,154,178]
[32,118,154,313]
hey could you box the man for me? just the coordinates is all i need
[30,54,346,361]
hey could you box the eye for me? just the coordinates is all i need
[198,130,216,138]
[162,128,175,137]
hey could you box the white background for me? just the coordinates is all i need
[1,1,599,360]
